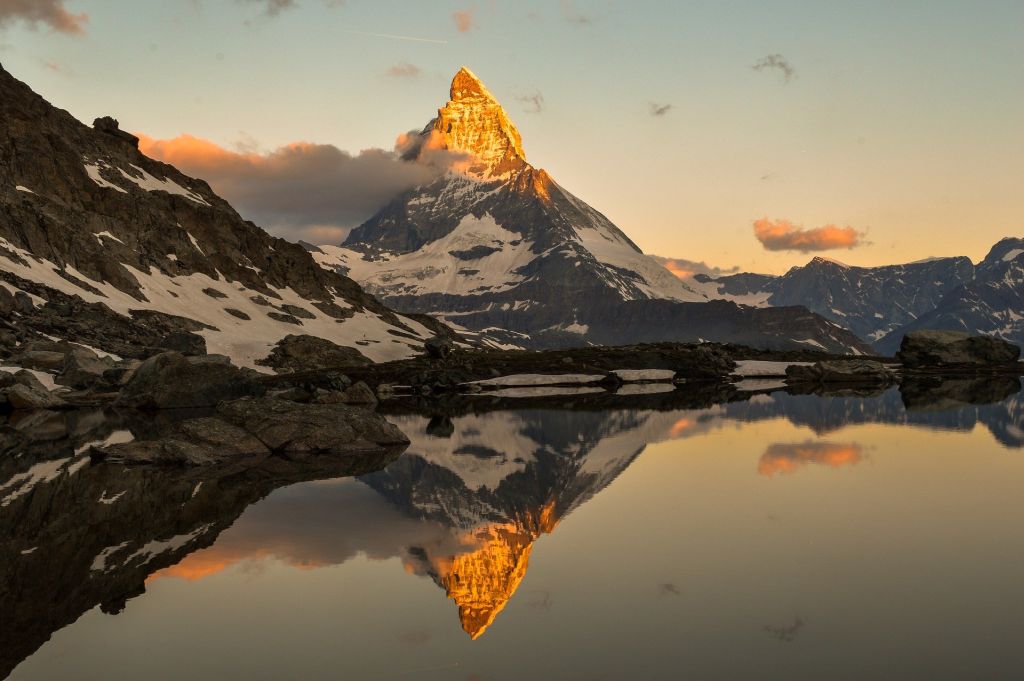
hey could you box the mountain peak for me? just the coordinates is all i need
[431,67,527,178]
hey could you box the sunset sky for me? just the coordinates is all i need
[1,0,1021,274]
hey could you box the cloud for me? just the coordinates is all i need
[240,0,297,15]
[650,256,740,279]
[386,61,421,78]
[138,132,466,244]
[516,92,544,113]
[649,102,672,117]
[561,0,593,25]
[453,8,475,32]
[758,442,863,477]
[753,218,865,252]
[752,53,795,82]
[0,0,88,34]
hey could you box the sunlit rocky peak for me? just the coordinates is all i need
[431,67,528,178]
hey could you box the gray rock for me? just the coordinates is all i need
[216,397,408,458]
[12,369,49,392]
[18,350,65,371]
[225,308,251,320]
[0,286,14,316]
[256,334,370,373]
[897,330,1021,368]
[425,335,455,360]
[13,292,33,314]
[2,383,64,410]
[116,351,259,409]
[787,359,896,384]
[157,331,207,356]
[317,381,377,406]
[57,347,115,389]
[280,304,316,320]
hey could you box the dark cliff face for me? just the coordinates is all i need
[0,63,446,364]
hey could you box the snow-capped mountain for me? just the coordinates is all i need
[317,68,869,354]
[875,238,1024,354]
[0,63,444,367]
[692,239,1023,354]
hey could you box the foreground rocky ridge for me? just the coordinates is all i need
[0,62,447,368]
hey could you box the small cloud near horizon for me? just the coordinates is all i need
[754,218,865,252]
[386,61,421,78]
[561,0,593,25]
[453,8,475,32]
[650,256,740,279]
[752,53,795,82]
[0,0,88,34]
[516,91,544,113]
[649,102,672,117]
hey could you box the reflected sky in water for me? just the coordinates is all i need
[7,384,1024,680]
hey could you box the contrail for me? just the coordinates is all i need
[342,30,447,44]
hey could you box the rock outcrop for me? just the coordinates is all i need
[897,330,1020,368]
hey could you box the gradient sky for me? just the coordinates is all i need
[1,0,1021,274]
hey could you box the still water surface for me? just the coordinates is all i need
[6,384,1024,680]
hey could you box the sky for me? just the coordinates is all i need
[1,0,1021,275]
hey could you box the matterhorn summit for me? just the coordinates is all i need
[316,68,868,353]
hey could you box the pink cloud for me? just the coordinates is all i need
[0,0,87,34]
[753,218,864,252]
[453,8,475,32]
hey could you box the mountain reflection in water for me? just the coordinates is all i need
[2,376,1023,680]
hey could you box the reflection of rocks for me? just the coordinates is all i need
[0,407,403,680]
[900,376,1021,412]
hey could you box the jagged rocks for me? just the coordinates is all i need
[897,330,1020,368]
[257,334,371,373]
[116,351,261,409]
[786,360,896,385]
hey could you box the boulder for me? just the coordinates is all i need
[256,334,370,373]
[0,287,14,316]
[786,360,896,384]
[13,292,34,314]
[116,351,260,409]
[216,397,408,458]
[316,381,378,406]
[57,347,116,389]
[17,350,65,371]
[897,330,1021,368]
[424,335,455,360]
[157,331,207,356]
[2,383,64,410]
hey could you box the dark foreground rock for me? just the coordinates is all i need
[116,351,261,409]
[97,397,409,465]
[898,330,1020,368]
[256,334,372,373]
[786,360,897,385]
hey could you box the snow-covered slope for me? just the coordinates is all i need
[0,63,443,367]
[330,68,869,354]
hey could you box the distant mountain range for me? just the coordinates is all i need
[314,68,869,355]
[690,237,1024,354]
